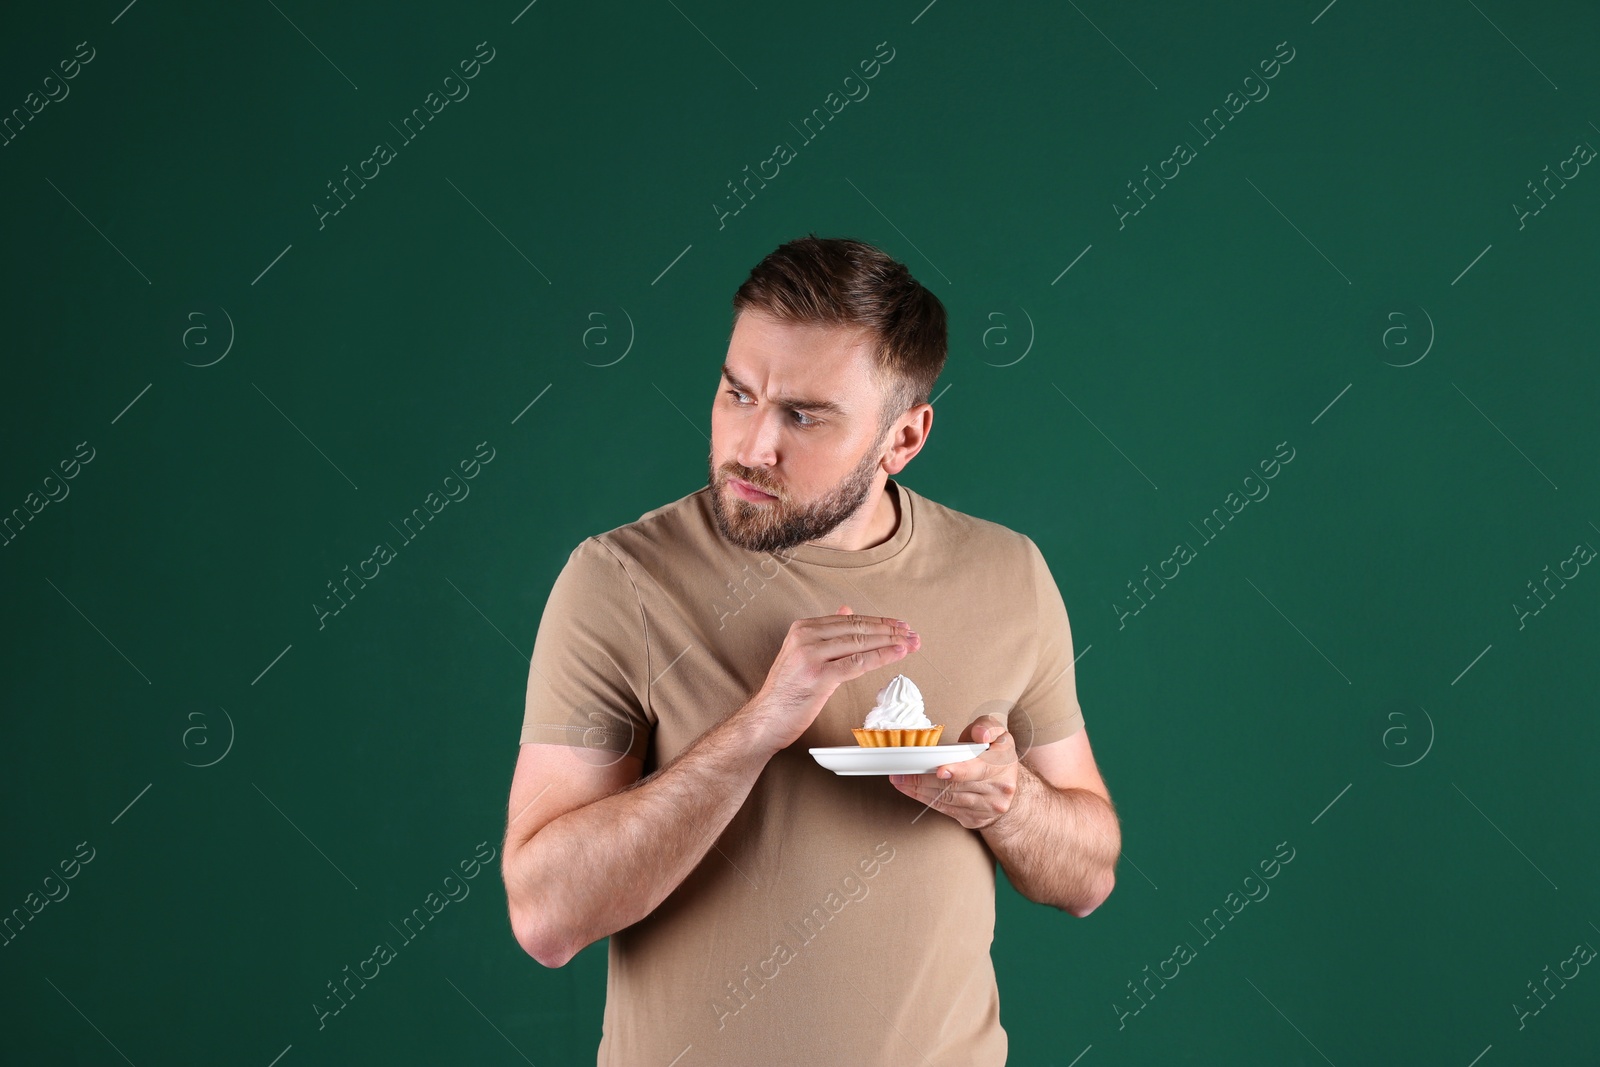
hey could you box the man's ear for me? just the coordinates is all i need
[884,403,933,474]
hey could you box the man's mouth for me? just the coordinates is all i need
[730,476,776,501]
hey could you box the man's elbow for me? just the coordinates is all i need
[530,940,579,970]
[506,865,580,968]
[1066,867,1116,918]
[513,910,578,969]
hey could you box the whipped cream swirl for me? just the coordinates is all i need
[863,673,932,729]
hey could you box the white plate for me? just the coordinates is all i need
[808,742,989,776]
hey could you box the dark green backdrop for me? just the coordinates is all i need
[3,0,1597,1063]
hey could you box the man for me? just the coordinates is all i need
[500,235,1120,1065]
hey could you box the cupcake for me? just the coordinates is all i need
[851,673,944,747]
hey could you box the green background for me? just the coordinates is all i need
[3,0,1597,1063]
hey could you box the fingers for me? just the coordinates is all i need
[867,635,917,664]
[816,630,919,683]
[964,715,1006,744]
[811,619,914,659]
[813,615,913,640]
[970,723,1019,768]
[936,744,1001,782]
[812,611,919,676]
[936,757,979,781]
[825,626,918,657]
[822,634,918,677]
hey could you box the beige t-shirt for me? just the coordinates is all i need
[520,477,1086,1066]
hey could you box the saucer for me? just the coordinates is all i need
[808,742,989,776]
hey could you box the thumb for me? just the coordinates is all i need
[837,605,853,615]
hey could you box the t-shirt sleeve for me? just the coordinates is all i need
[518,536,653,765]
[1011,536,1086,750]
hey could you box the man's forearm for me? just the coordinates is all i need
[510,706,775,966]
[979,762,1120,916]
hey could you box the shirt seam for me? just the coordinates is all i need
[1025,535,1085,743]
[591,535,653,732]
[1028,535,1043,715]
[781,480,916,569]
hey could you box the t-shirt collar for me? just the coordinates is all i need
[777,477,915,569]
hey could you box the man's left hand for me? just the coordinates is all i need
[889,714,1018,829]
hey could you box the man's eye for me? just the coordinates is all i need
[726,390,819,428]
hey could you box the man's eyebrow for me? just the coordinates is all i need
[720,363,848,417]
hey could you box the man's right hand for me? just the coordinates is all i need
[744,605,920,755]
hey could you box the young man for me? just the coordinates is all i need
[501,235,1119,1065]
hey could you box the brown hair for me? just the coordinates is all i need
[730,235,946,441]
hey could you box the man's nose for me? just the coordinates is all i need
[734,404,783,470]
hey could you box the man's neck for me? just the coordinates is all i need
[799,478,900,553]
[858,479,899,550]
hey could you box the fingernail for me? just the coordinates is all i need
[938,769,951,779]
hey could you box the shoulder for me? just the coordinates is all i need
[545,491,712,635]
[586,483,718,567]
[902,483,1040,567]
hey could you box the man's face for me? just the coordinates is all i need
[707,309,895,554]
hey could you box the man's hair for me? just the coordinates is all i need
[730,235,946,442]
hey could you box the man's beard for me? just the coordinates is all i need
[706,436,886,554]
